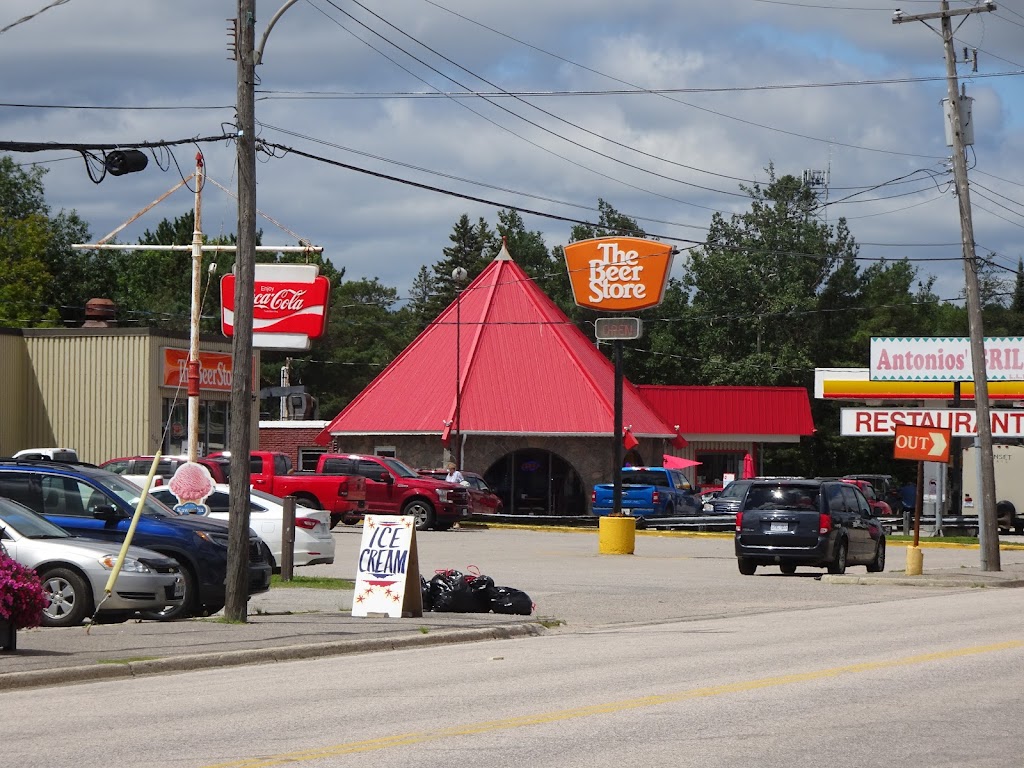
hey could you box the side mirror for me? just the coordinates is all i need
[379,471,393,484]
[93,505,127,521]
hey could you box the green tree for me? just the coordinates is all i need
[0,156,99,328]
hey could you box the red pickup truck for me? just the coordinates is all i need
[224,451,367,529]
[316,453,470,531]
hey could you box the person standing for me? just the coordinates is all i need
[446,461,465,485]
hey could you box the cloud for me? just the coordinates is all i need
[1,0,1020,308]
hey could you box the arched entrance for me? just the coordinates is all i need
[484,449,586,516]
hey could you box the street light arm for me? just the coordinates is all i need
[255,0,302,65]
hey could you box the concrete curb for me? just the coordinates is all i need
[0,623,545,692]
[821,574,1024,588]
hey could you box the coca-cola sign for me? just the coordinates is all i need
[221,264,330,350]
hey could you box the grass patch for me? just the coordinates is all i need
[538,617,566,628]
[271,574,354,590]
[888,534,979,545]
[99,657,159,665]
[419,626,430,634]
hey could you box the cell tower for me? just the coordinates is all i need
[802,150,831,225]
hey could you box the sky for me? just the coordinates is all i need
[2,0,1023,310]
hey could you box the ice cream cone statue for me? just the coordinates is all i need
[167,462,216,515]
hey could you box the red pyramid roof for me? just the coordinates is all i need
[317,245,674,441]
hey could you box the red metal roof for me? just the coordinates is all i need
[637,385,815,438]
[318,246,675,441]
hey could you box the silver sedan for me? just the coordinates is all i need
[0,497,185,627]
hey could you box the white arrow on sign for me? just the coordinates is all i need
[928,430,948,457]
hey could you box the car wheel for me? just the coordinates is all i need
[39,567,92,628]
[403,499,436,531]
[139,563,197,621]
[867,537,886,573]
[779,563,797,575]
[633,516,647,530]
[737,558,757,576]
[827,540,848,575]
[201,602,225,616]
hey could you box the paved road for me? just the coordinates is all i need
[4,543,1024,768]
[3,526,1023,690]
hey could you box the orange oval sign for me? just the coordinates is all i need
[563,237,674,311]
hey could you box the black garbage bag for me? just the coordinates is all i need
[428,570,487,613]
[420,575,433,612]
[491,586,533,615]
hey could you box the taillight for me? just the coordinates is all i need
[735,511,743,531]
[652,490,660,504]
[591,490,596,503]
[819,513,832,534]
[338,478,349,497]
[295,517,319,530]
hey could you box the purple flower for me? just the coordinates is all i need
[0,551,46,629]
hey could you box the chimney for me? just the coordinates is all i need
[82,298,117,327]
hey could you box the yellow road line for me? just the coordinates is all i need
[208,639,1024,767]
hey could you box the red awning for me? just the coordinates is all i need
[638,385,815,438]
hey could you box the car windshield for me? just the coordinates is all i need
[718,481,750,500]
[746,485,820,511]
[381,457,419,479]
[0,497,72,538]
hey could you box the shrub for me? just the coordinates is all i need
[0,551,46,629]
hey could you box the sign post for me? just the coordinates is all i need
[563,237,674,535]
[893,424,951,575]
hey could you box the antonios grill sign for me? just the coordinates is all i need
[563,237,674,311]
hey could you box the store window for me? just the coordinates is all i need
[695,451,745,488]
[162,399,230,456]
[298,448,327,472]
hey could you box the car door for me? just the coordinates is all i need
[840,485,872,562]
[356,459,394,513]
[40,476,128,544]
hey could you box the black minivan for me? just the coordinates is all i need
[734,479,886,576]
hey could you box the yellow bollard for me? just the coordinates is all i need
[599,515,636,554]
[906,545,924,576]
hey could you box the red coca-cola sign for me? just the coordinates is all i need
[221,264,331,350]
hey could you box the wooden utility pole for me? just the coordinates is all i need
[894,2,999,570]
[226,0,258,620]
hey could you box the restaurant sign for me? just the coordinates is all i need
[563,237,674,311]
[221,263,331,351]
[840,407,1024,438]
[870,337,1024,382]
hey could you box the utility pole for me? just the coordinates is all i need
[226,0,258,620]
[894,1,1000,570]
[188,153,205,463]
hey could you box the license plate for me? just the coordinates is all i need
[173,578,185,598]
[770,522,789,532]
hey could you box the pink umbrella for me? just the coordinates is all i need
[663,454,700,469]
[742,452,755,479]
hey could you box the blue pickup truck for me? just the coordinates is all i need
[591,467,702,527]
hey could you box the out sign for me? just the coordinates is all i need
[893,424,951,463]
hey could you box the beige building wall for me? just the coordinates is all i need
[5,328,254,465]
[0,331,34,456]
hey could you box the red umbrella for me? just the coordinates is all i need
[663,454,700,469]
[742,452,755,479]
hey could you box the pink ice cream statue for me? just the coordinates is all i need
[168,462,216,515]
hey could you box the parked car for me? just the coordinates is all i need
[0,458,272,619]
[842,473,905,513]
[417,469,504,515]
[840,478,893,518]
[12,448,80,463]
[703,479,754,516]
[101,455,229,485]
[734,478,886,576]
[0,496,184,627]
[151,485,335,571]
